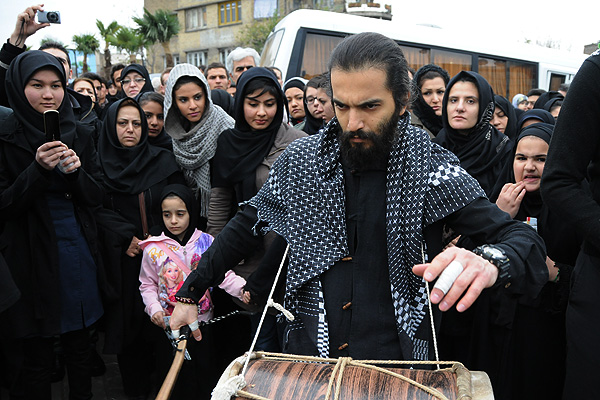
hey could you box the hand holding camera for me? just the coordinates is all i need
[9,4,52,47]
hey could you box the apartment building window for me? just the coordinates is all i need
[219,48,232,65]
[187,51,207,67]
[163,54,180,69]
[186,7,207,31]
[219,0,242,26]
[254,0,276,18]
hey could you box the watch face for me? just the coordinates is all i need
[485,247,504,259]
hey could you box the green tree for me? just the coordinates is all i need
[236,13,282,53]
[133,8,179,67]
[72,33,99,74]
[96,20,120,79]
[114,27,145,64]
[40,37,65,47]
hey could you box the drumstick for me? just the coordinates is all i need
[156,325,191,400]
[156,337,187,400]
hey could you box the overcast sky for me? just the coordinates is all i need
[2,0,598,54]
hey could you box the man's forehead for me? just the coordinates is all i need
[208,68,227,77]
[233,56,256,66]
[42,48,68,64]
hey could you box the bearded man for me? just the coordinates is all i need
[170,32,547,361]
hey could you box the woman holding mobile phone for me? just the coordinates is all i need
[0,50,105,399]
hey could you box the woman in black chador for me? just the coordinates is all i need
[485,123,581,400]
[98,97,184,398]
[435,71,513,196]
[0,50,104,399]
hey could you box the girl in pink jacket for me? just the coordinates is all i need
[138,184,246,399]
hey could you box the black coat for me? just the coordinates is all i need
[101,171,185,352]
[0,106,105,338]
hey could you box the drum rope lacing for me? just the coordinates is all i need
[213,243,467,400]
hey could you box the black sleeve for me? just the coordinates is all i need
[444,197,548,298]
[541,56,600,251]
[0,41,26,107]
[243,233,289,304]
[176,205,264,302]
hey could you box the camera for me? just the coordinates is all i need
[38,11,61,24]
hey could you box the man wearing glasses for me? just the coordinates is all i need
[225,47,261,96]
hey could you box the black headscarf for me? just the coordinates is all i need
[283,77,308,125]
[98,98,181,194]
[490,123,553,218]
[211,67,284,202]
[412,64,450,137]
[494,94,518,141]
[543,97,562,113]
[159,184,198,245]
[516,109,556,132]
[301,83,324,135]
[120,64,155,101]
[533,91,563,109]
[434,71,512,196]
[5,50,77,151]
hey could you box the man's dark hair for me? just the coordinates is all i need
[527,88,546,97]
[205,62,228,75]
[558,83,570,93]
[111,63,126,82]
[306,74,325,89]
[328,32,411,110]
[81,72,106,87]
[38,41,71,69]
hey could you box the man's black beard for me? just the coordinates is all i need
[339,112,400,170]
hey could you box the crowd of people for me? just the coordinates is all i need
[0,3,599,400]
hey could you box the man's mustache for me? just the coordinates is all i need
[340,129,377,141]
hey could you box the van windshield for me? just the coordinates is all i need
[261,29,285,67]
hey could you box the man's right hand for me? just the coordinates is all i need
[10,4,49,47]
[170,303,203,341]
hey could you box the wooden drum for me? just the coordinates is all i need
[212,352,494,400]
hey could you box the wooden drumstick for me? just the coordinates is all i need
[156,323,194,400]
[156,337,188,400]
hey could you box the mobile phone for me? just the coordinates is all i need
[44,110,61,142]
[38,11,61,24]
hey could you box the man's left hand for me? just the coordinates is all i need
[413,247,498,312]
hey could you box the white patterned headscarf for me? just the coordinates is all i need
[248,113,485,360]
[164,63,235,216]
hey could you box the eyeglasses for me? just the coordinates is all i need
[121,77,146,86]
[305,96,329,106]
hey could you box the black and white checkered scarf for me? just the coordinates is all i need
[248,113,484,360]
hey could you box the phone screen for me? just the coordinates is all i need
[43,110,61,142]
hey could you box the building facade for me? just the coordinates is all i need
[143,0,346,73]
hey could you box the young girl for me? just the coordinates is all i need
[139,184,246,399]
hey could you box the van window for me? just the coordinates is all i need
[300,33,344,79]
[479,57,507,97]
[261,29,285,67]
[549,73,566,91]
[432,49,471,77]
[399,45,470,78]
[399,45,430,70]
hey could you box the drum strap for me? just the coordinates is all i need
[422,243,441,370]
[241,244,293,377]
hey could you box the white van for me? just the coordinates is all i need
[260,9,587,100]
